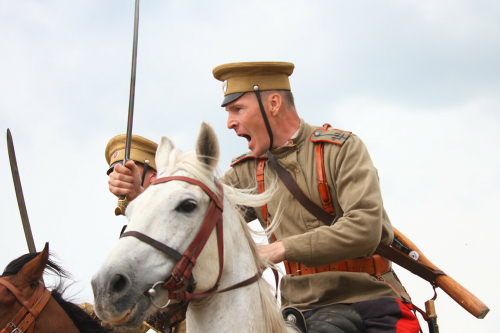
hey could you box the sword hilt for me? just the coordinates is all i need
[115,195,129,216]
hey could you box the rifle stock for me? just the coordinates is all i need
[393,227,489,319]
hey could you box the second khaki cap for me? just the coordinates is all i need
[105,134,158,175]
[212,61,294,106]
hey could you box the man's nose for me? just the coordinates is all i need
[227,114,237,129]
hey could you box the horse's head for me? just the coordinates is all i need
[92,122,225,328]
[0,244,49,326]
[0,244,95,333]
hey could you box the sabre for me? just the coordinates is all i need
[7,129,37,253]
[115,0,141,216]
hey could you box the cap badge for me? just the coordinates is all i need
[113,150,120,159]
[222,80,228,93]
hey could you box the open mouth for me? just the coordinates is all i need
[238,134,251,142]
[105,302,138,325]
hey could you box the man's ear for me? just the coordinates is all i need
[268,92,283,117]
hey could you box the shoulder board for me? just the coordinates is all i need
[309,127,352,146]
[230,151,267,167]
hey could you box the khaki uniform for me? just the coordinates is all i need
[221,120,410,311]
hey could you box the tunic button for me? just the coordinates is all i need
[315,131,320,136]
[296,167,300,173]
[288,140,293,145]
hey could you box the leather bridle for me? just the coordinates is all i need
[0,279,51,333]
[121,176,261,308]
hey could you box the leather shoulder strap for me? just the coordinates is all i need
[375,242,445,283]
[256,158,267,222]
[315,124,335,214]
[256,159,277,242]
[267,152,335,225]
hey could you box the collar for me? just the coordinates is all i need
[269,119,308,159]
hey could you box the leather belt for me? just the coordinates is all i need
[284,254,391,276]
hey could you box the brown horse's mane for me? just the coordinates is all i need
[2,252,110,333]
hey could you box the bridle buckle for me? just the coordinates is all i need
[8,324,24,333]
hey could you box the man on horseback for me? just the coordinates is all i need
[212,62,421,333]
[107,63,421,333]
[83,134,186,333]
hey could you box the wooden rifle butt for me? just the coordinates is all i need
[393,227,489,319]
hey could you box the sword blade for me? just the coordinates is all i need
[7,129,37,253]
[125,0,140,160]
[116,0,140,216]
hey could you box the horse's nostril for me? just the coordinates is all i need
[109,274,129,294]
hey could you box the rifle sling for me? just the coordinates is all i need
[267,152,445,283]
[375,242,445,283]
[266,152,335,225]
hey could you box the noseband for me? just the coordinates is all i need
[0,278,51,333]
[121,176,261,308]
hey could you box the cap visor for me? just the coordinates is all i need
[106,161,122,175]
[221,92,245,107]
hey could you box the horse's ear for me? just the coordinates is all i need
[195,122,219,172]
[155,135,175,169]
[19,243,49,283]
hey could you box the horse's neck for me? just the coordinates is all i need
[187,204,267,333]
[35,297,81,333]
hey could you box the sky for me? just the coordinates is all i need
[1,0,499,331]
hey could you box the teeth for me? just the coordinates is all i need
[238,134,251,142]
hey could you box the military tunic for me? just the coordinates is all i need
[221,120,410,311]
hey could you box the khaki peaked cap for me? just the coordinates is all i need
[212,62,295,106]
[105,134,157,175]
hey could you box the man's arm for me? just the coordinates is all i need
[281,135,387,267]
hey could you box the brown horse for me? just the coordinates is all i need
[0,243,109,333]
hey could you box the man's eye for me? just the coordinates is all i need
[177,200,197,213]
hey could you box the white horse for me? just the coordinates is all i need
[92,122,295,333]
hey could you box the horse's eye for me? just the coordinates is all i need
[177,200,197,213]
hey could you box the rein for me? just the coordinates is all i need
[120,176,261,308]
[0,278,51,333]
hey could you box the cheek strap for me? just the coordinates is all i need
[141,160,150,187]
[254,89,274,151]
